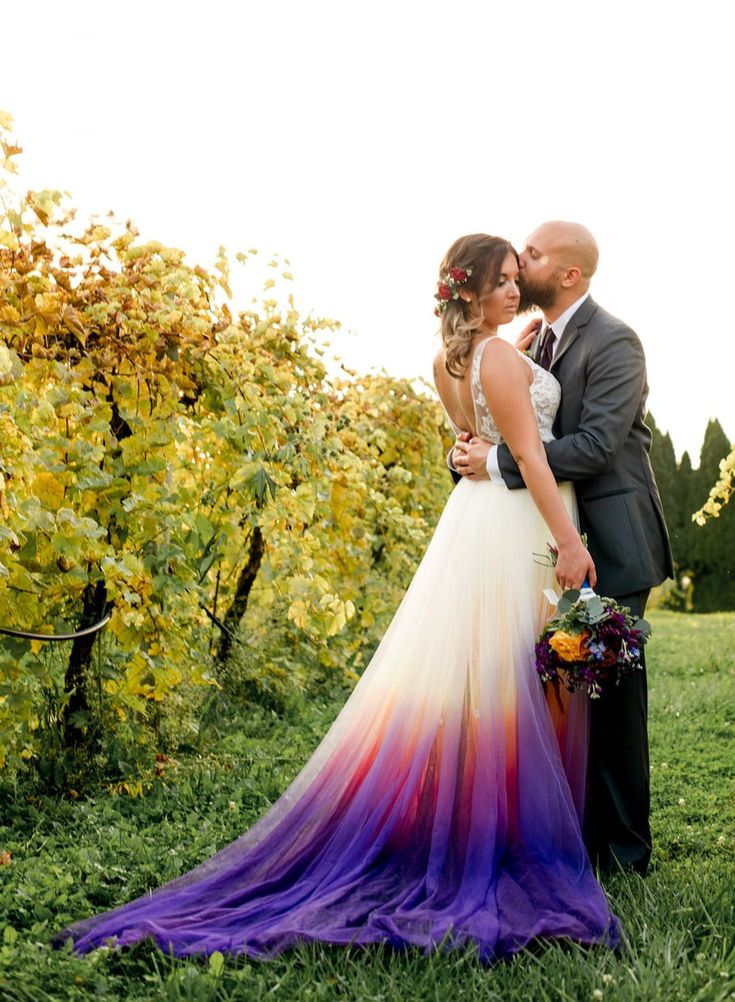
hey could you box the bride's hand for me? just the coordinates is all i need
[514,317,543,352]
[553,537,597,592]
[451,431,471,471]
[453,436,490,479]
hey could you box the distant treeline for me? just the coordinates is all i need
[649,415,734,611]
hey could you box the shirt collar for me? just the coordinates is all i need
[542,292,590,341]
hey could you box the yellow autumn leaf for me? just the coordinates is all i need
[107,608,139,647]
[326,609,346,636]
[33,471,65,509]
[0,344,13,383]
[0,305,20,324]
[287,598,308,629]
[0,110,14,130]
[62,306,88,346]
[108,780,144,798]
[34,292,62,322]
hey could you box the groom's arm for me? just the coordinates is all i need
[447,452,462,485]
[498,327,647,488]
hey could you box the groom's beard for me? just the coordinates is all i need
[518,274,558,314]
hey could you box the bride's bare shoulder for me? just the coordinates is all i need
[479,337,522,367]
[480,336,516,356]
[479,339,531,384]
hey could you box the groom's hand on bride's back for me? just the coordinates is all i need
[453,436,490,480]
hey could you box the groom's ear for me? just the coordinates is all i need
[560,266,582,289]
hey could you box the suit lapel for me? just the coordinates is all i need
[550,297,598,371]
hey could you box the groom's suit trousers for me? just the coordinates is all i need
[584,590,651,875]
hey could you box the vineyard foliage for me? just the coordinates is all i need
[0,113,451,775]
[692,443,735,524]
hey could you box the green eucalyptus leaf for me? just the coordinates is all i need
[556,595,573,615]
[585,596,604,614]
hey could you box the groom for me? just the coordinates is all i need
[452,220,673,875]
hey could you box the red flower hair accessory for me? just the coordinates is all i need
[434,266,472,316]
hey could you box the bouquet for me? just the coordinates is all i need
[535,585,651,698]
[533,538,651,697]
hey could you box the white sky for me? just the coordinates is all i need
[3,0,732,463]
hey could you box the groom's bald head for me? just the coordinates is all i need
[518,221,599,318]
[536,221,599,280]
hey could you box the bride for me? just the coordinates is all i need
[59,234,620,961]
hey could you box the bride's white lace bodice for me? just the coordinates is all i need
[470,336,560,444]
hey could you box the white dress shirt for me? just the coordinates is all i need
[485,293,590,482]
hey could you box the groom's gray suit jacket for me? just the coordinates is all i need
[497,297,674,598]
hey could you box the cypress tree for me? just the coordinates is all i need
[648,413,679,552]
[647,413,689,609]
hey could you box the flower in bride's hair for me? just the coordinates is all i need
[434,265,473,315]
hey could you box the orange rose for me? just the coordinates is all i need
[549,630,590,662]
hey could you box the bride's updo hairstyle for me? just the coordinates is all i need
[438,234,517,378]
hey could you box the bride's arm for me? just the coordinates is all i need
[480,340,596,590]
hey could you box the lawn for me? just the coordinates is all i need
[1,611,734,1001]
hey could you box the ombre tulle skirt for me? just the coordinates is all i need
[59,478,620,961]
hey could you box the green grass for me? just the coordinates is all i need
[1,611,734,1001]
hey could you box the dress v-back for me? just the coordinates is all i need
[59,340,619,961]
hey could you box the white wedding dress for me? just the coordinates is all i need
[61,339,619,961]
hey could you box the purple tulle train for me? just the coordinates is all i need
[58,479,620,961]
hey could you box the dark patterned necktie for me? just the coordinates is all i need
[538,326,556,370]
